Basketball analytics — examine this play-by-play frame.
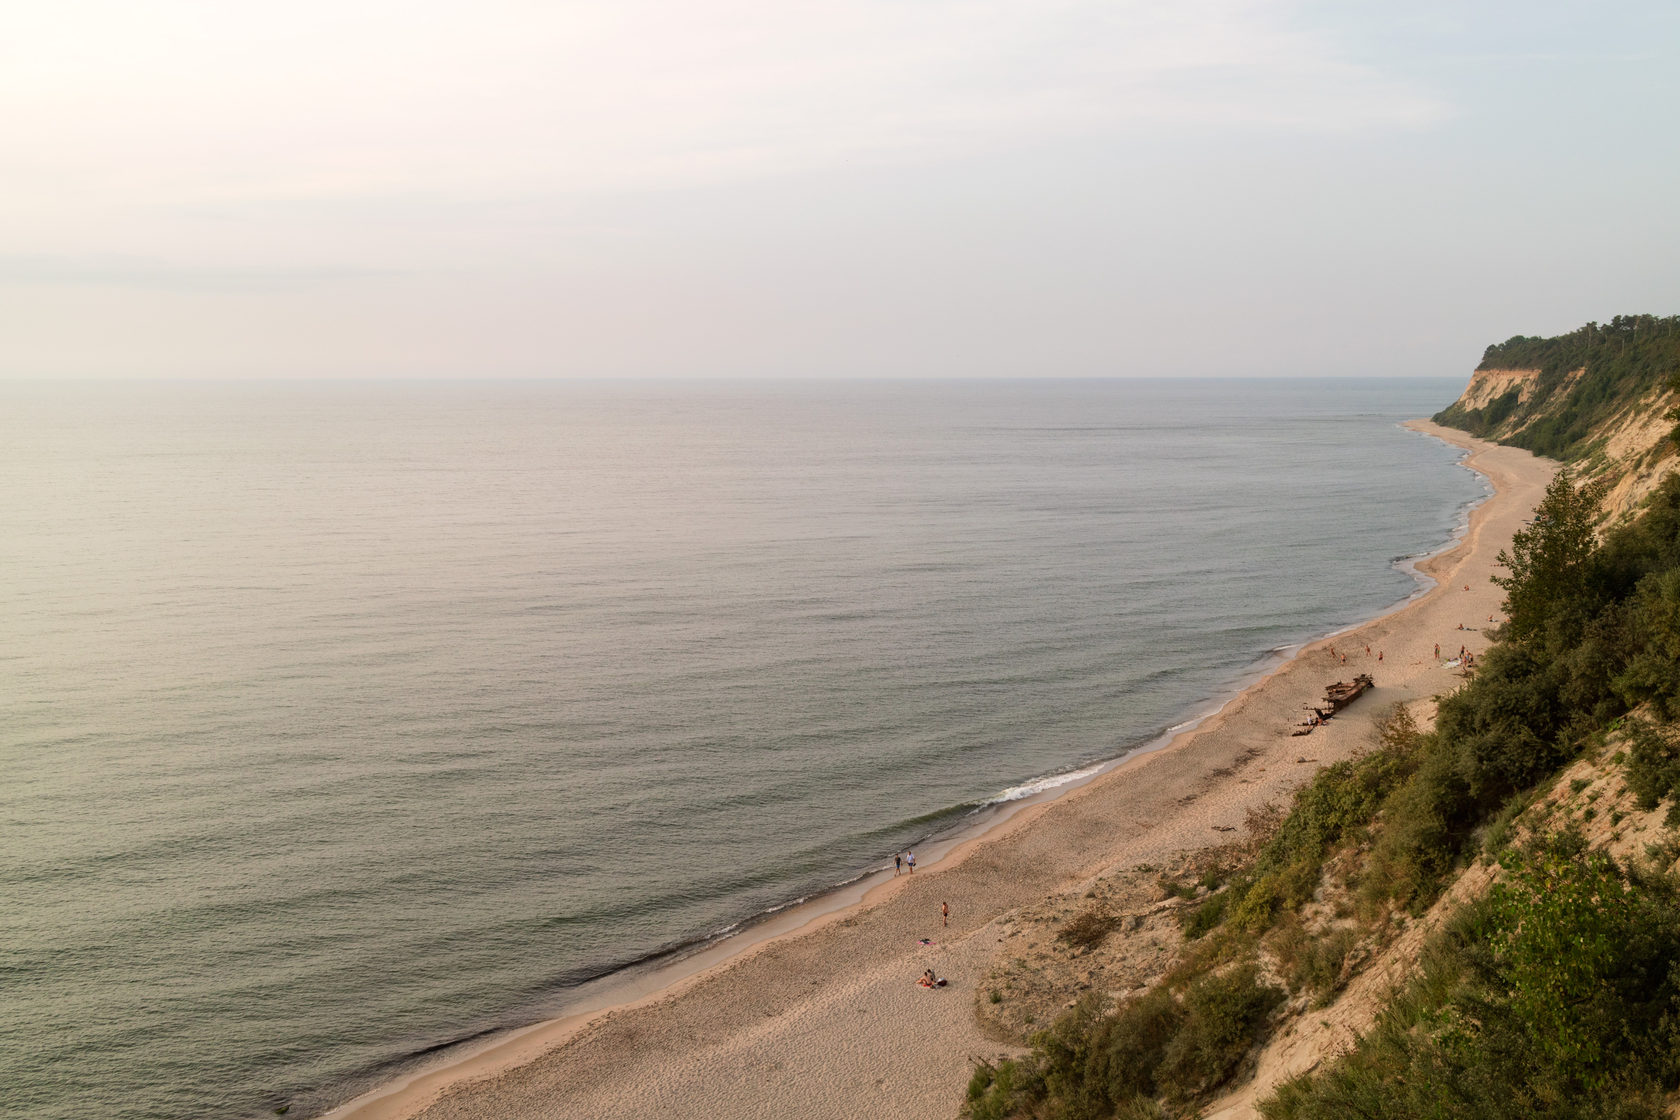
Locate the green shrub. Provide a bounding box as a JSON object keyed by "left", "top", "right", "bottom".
{"left": 1089, "top": 985, "right": 1184, "bottom": 1104}
{"left": 1626, "top": 719, "right": 1680, "bottom": 813}
{"left": 1479, "top": 786, "right": 1539, "bottom": 862}
{"left": 1357, "top": 749, "right": 1461, "bottom": 913}
{"left": 1486, "top": 837, "right": 1680, "bottom": 1088}
{"left": 966, "top": 1058, "right": 1040, "bottom": 1120}
{"left": 963, "top": 963, "right": 1284, "bottom": 1119}
{"left": 1156, "top": 876, "right": 1198, "bottom": 901}
{"left": 1156, "top": 963, "right": 1285, "bottom": 1102}
{"left": 1181, "top": 890, "right": 1230, "bottom": 940}
{"left": 1272, "top": 920, "right": 1359, "bottom": 1005}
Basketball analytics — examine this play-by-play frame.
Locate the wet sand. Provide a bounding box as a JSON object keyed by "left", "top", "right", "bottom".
{"left": 326, "top": 421, "right": 1551, "bottom": 1120}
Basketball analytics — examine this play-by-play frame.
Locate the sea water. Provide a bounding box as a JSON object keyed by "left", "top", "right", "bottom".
{"left": 0, "top": 379, "right": 1483, "bottom": 1120}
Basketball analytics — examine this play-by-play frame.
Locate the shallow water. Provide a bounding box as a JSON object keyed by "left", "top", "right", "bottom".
{"left": 0, "top": 378, "right": 1480, "bottom": 1119}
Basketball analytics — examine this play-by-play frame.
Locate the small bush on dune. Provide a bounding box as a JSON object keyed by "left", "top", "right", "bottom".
{"left": 1059, "top": 906, "right": 1119, "bottom": 950}
{"left": 1088, "top": 985, "right": 1184, "bottom": 1104}
{"left": 1480, "top": 785, "right": 1541, "bottom": 862}
{"left": 1486, "top": 836, "right": 1680, "bottom": 1088}
{"left": 1356, "top": 751, "right": 1461, "bottom": 914}
{"left": 1155, "top": 876, "right": 1198, "bottom": 901}
{"left": 966, "top": 1059, "right": 1034, "bottom": 1120}
{"left": 964, "top": 964, "right": 1283, "bottom": 1119}
{"left": 1625, "top": 718, "right": 1680, "bottom": 816}
{"left": 1180, "top": 890, "right": 1229, "bottom": 940}
{"left": 1270, "top": 918, "right": 1358, "bottom": 1005}
{"left": 1157, "top": 963, "right": 1284, "bottom": 1102}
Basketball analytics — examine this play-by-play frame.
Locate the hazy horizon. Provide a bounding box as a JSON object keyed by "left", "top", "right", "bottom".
{"left": 5, "top": 1, "right": 1677, "bottom": 380}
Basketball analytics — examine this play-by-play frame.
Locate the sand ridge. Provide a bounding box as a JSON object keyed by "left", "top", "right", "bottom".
{"left": 329, "top": 421, "right": 1552, "bottom": 1120}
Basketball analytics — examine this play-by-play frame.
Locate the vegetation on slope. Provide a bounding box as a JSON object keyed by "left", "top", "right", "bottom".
{"left": 1263, "top": 831, "right": 1680, "bottom": 1120}
{"left": 964, "top": 469, "right": 1680, "bottom": 1120}
{"left": 1432, "top": 314, "right": 1680, "bottom": 461}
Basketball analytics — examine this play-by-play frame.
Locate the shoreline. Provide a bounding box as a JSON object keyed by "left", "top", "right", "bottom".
{"left": 322, "top": 420, "right": 1545, "bottom": 1120}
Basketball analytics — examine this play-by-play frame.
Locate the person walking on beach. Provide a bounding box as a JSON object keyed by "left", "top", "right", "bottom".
{"left": 895, "top": 853, "right": 902, "bottom": 875}
{"left": 907, "top": 852, "right": 916, "bottom": 872}
{"left": 942, "top": 901, "right": 949, "bottom": 927}
{"left": 1434, "top": 642, "right": 1440, "bottom": 659}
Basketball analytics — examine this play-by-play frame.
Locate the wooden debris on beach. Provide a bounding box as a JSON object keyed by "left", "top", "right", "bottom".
{"left": 1290, "top": 674, "right": 1375, "bottom": 736}
{"left": 1323, "top": 674, "right": 1375, "bottom": 710}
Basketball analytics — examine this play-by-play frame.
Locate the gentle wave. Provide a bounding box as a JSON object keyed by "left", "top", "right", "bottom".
{"left": 980, "top": 760, "right": 1111, "bottom": 806}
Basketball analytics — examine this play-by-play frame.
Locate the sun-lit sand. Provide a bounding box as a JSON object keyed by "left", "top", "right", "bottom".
{"left": 327, "top": 421, "right": 1553, "bottom": 1120}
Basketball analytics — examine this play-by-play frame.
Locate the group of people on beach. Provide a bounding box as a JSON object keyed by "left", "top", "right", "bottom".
{"left": 1434, "top": 603, "right": 1499, "bottom": 672}
{"left": 893, "top": 851, "right": 916, "bottom": 875}
{"left": 1432, "top": 640, "right": 1477, "bottom": 670}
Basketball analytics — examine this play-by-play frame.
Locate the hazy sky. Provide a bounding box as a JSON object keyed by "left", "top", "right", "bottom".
{"left": 4, "top": 0, "right": 1677, "bottom": 378}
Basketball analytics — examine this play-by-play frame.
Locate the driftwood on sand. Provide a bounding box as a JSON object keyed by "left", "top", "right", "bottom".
{"left": 1291, "top": 674, "right": 1375, "bottom": 735}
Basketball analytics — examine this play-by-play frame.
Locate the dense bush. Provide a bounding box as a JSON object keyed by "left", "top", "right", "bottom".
{"left": 1156, "top": 964, "right": 1284, "bottom": 1101}
{"left": 1625, "top": 719, "right": 1680, "bottom": 818}
{"left": 1270, "top": 918, "right": 1358, "bottom": 1004}
{"left": 1089, "top": 986, "right": 1184, "bottom": 1105}
{"left": 964, "top": 965, "right": 1282, "bottom": 1120}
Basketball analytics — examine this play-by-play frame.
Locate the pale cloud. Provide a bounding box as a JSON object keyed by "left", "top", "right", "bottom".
{"left": 0, "top": 254, "right": 389, "bottom": 292}
{"left": 2, "top": 0, "right": 1443, "bottom": 216}
{"left": 13, "top": 2, "right": 1670, "bottom": 381}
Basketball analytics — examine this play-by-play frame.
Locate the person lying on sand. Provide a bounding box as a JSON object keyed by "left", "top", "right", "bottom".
{"left": 918, "top": 970, "right": 947, "bottom": 989}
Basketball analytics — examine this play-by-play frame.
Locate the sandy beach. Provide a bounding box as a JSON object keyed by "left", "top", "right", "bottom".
{"left": 326, "top": 421, "right": 1552, "bottom": 1120}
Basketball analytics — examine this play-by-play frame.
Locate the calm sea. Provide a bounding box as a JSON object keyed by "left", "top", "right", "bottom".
{"left": 0, "top": 379, "right": 1481, "bottom": 1120}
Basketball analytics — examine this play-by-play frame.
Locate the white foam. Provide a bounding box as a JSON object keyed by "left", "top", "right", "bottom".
{"left": 981, "top": 760, "right": 1108, "bottom": 806}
